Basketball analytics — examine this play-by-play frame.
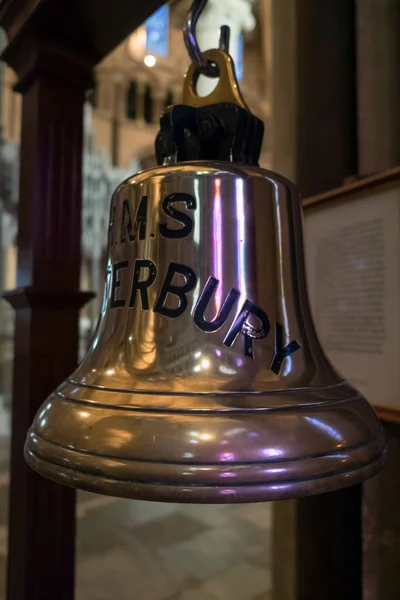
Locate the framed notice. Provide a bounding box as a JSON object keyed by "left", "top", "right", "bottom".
{"left": 303, "top": 167, "right": 400, "bottom": 423}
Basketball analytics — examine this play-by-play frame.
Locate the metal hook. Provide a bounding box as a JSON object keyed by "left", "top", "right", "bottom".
{"left": 183, "top": 0, "right": 231, "bottom": 78}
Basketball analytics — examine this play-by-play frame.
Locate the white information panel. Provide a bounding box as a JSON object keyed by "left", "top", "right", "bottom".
{"left": 304, "top": 179, "right": 400, "bottom": 421}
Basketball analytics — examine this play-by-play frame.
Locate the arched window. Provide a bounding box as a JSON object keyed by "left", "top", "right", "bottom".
{"left": 127, "top": 81, "right": 137, "bottom": 119}
{"left": 164, "top": 90, "right": 174, "bottom": 110}
{"left": 145, "top": 5, "right": 169, "bottom": 57}
{"left": 87, "top": 83, "right": 97, "bottom": 107}
{"left": 144, "top": 84, "right": 153, "bottom": 124}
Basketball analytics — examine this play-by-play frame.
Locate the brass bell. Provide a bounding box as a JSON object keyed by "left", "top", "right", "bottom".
{"left": 25, "top": 40, "right": 387, "bottom": 503}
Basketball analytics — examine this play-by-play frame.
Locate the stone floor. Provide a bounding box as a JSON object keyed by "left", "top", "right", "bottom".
{"left": 0, "top": 437, "right": 272, "bottom": 600}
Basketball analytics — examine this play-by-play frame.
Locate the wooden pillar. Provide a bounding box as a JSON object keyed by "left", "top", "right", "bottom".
{"left": 271, "top": 2, "right": 362, "bottom": 600}
{"left": 0, "top": 33, "right": 94, "bottom": 600}
{"left": 295, "top": 0, "right": 358, "bottom": 196}
{"left": 363, "top": 422, "right": 400, "bottom": 600}
{"left": 294, "top": 4, "right": 362, "bottom": 600}
{"left": 356, "top": 0, "right": 400, "bottom": 176}
{"left": 296, "top": 486, "right": 362, "bottom": 600}
{"left": 269, "top": 0, "right": 297, "bottom": 181}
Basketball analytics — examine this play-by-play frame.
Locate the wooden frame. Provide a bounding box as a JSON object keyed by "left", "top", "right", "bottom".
{"left": 303, "top": 166, "right": 400, "bottom": 424}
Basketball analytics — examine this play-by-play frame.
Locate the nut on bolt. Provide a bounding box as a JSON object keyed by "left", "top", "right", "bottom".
{"left": 198, "top": 114, "right": 223, "bottom": 141}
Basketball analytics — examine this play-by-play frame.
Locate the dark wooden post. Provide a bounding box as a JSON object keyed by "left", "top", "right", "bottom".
{"left": 0, "top": 29, "right": 94, "bottom": 600}
{"left": 295, "top": 0, "right": 358, "bottom": 196}
{"left": 294, "top": 2, "right": 362, "bottom": 599}
{"left": 296, "top": 486, "right": 362, "bottom": 600}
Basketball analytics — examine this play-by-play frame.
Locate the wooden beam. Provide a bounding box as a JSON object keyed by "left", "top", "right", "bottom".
{"left": 0, "top": 0, "right": 165, "bottom": 65}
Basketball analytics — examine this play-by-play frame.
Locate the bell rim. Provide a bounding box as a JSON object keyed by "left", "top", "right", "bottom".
{"left": 25, "top": 437, "right": 387, "bottom": 503}
{"left": 25, "top": 386, "right": 387, "bottom": 502}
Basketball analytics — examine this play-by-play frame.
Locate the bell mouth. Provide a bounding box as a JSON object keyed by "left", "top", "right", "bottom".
{"left": 25, "top": 433, "right": 386, "bottom": 504}
{"left": 25, "top": 384, "right": 387, "bottom": 503}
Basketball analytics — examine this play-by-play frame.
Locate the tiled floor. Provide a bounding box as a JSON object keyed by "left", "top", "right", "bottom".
{"left": 0, "top": 436, "right": 272, "bottom": 599}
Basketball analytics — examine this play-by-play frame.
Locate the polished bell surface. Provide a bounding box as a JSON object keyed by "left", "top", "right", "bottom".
{"left": 25, "top": 162, "right": 387, "bottom": 503}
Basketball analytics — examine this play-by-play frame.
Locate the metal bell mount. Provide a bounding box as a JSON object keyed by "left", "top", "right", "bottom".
{"left": 25, "top": 0, "right": 387, "bottom": 503}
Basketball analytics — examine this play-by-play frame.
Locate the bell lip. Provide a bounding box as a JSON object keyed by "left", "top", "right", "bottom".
{"left": 25, "top": 385, "right": 387, "bottom": 503}
{"left": 24, "top": 431, "right": 387, "bottom": 504}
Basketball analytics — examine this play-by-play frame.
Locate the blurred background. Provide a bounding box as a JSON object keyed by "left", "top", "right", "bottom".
{"left": 0, "top": 1, "right": 399, "bottom": 599}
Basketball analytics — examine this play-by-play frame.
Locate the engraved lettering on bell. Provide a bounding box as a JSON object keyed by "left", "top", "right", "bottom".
{"left": 108, "top": 192, "right": 301, "bottom": 364}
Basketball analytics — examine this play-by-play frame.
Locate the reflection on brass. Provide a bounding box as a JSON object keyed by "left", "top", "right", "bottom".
{"left": 24, "top": 163, "right": 387, "bottom": 503}
{"left": 183, "top": 49, "right": 249, "bottom": 110}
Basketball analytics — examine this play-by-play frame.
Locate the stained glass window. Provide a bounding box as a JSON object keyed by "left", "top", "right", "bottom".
{"left": 235, "top": 33, "right": 244, "bottom": 81}
{"left": 145, "top": 5, "right": 169, "bottom": 57}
